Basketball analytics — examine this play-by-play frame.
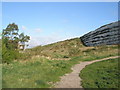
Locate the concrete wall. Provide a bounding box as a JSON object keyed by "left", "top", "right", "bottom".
{"left": 80, "top": 21, "right": 120, "bottom": 46}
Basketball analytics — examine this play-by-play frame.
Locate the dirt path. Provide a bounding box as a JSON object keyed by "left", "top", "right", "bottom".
{"left": 54, "top": 56, "right": 120, "bottom": 88}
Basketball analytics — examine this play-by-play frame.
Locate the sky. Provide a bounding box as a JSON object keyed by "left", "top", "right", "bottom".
{"left": 2, "top": 2, "right": 118, "bottom": 48}
{"left": 1, "top": 0, "right": 120, "bottom": 2}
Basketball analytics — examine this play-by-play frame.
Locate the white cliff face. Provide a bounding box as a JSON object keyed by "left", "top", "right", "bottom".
{"left": 80, "top": 21, "right": 120, "bottom": 46}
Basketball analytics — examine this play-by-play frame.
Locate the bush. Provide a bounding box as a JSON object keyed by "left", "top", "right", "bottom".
{"left": 63, "top": 56, "right": 69, "bottom": 58}
{"left": 2, "top": 42, "right": 20, "bottom": 63}
{"left": 2, "top": 49, "right": 20, "bottom": 63}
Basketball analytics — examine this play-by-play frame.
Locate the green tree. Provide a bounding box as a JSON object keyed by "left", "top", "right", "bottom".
{"left": 2, "top": 23, "right": 30, "bottom": 63}
{"left": 19, "top": 33, "right": 30, "bottom": 50}
{"left": 2, "top": 23, "right": 19, "bottom": 50}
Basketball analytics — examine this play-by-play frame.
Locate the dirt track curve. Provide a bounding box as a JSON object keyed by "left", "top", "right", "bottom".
{"left": 54, "top": 56, "right": 120, "bottom": 88}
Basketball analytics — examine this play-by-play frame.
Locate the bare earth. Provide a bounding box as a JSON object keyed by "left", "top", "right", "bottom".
{"left": 54, "top": 56, "right": 119, "bottom": 88}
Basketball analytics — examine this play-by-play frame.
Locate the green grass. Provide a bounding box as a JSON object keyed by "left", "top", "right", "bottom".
{"left": 2, "top": 38, "right": 119, "bottom": 88}
{"left": 19, "top": 38, "right": 118, "bottom": 62}
{"left": 3, "top": 55, "right": 119, "bottom": 88}
{"left": 24, "top": 38, "right": 85, "bottom": 59}
{"left": 80, "top": 58, "right": 119, "bottom": 88}
{"left": 2, "top": 57, "right": 81, "bottom": 88}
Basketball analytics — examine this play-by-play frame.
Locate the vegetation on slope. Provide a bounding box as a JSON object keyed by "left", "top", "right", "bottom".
{"left": 80, "top": 58, "right": 119, "bottom": 88}
{"left": 26, "top": 38, "right": 85, "bottom": 58}
{"left": 0, "top": 39, "right": 1, "bottom": 63}
{"left": 20, "top": 37, "right": 118, "bottom": 61}
{"left": 2, "top": 23, "right": 30, "bottom": 63}
{"left": 3, "top": 57, "right": 81, "bottom": 88}
{"left": 2, "top": 43, "right": 119, "bottom": 88}
{"left": 2, "top": 30, "right": 119, "bottom": 88}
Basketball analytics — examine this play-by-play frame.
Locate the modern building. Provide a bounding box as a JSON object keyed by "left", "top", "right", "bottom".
{"left": 80, "top": 21, "right": 120, "bottom": 46}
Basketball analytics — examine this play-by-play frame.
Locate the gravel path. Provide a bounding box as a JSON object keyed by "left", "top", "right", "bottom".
{"left": 54, "top": 56, "right": 119, "bottom": 88}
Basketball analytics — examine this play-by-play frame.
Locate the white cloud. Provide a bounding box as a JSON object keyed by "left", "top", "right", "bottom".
{"left": 27, "top": 32, "right": 70, "bottom": 48}
{"left": 27, "top": 36, "right": 62, "bottom": 48}
{"left": 27, "top": 34, "right": 79, "bottom": 48}
{"left": 21, "top": 25, "right": 27, "bottom": 30}
{"left": 26, "top": 37, "right": 40, "bottom": 48}
{"left": 34, "top": 28, "right": 42, "bottom": 33}
{"left": 26, "top": 28, "right": 84, "bottom": 48}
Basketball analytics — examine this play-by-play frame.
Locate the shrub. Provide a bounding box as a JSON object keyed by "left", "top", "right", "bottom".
{"left": 63, "top": 56, "right": 69, "bottom": 58}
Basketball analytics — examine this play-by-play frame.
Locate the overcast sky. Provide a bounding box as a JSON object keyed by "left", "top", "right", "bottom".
{"left": 1, "top": 2, "right": 118, "bottom": 48}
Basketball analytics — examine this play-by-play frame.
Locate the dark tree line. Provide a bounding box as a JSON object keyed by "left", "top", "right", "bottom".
{"left": 2, "top": 23, "right": 30, "bottom": 63}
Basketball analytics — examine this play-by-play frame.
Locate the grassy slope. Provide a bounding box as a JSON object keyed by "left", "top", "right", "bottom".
{"left": 80, "top": 58, "right": 119, "bottom": 88}
{"left": 0, "top": 39, "right": 1, "bottom": 62}
{"left": 25, "top": 38, "right": 85, "bottom": 58}
{"left": 0, "top": 39, "right": 1, "bottom": 89}
{"left": 3, "top": 57, "right": 81, "bottom": 88}
{"left": 2, "top": 38, "right": 119, "bottom": 88}
{"left": 21, "top": 38, "right": 118, "bottom": 60}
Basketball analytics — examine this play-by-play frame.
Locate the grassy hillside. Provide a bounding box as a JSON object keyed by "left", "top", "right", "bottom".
{"left": 0, "top": 39, "right": 1, "bottom": 89}
{"left": 2, "top": 56, "right": 82, "bottom": 88}
{"left": 20, "top": 37, "right": 118, "bottom": 61}
{"left": 0, "top": 39, "right": 2, "bottom": 64}
{"left": 80, "top": 58, "right": 119, "bottom": 88}
{"left": 26, "top": 38, "right": 85, "bottom": 58}
{"left": 2, "top": 37, "right": 119, "bottom": 88}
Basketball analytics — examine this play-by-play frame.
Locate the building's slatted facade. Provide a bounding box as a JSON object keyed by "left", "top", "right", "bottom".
{"left": 80, "top": 21, "right": 120, "bottom": 46}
